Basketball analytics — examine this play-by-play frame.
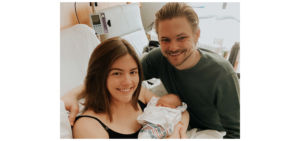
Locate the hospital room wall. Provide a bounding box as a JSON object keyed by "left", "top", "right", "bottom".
{"left": 140, "top": 2, "right": 166, "bottom": 32}
{"left": 60, "top": 2, "right": 127, "bottom": 30}
{"left": 140, "top": 2, "right": 240, "bottom": 32}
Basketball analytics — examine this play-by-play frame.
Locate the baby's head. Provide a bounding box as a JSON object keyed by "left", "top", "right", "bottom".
{"left": 156, "top": 94, "right": 181, "bottom": 108}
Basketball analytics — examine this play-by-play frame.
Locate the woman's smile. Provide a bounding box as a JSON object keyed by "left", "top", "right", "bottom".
{"left": 117, "top": 87, "right": 134, "bottom": 93}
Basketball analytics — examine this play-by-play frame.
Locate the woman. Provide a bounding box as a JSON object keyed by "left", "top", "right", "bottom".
{"left": 68, "top": 37, "right": 188, "bottom": 138}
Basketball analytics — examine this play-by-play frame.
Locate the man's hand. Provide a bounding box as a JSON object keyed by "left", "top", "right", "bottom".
{"left": 61, "top": 85, "right": 83, "bottom": 126}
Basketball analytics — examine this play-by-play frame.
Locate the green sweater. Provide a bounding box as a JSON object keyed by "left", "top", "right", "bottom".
{"left": 141, "top": 48, "right": 240, "bottom": 138}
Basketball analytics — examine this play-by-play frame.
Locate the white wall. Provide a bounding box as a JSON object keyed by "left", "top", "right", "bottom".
{"left": 191, "top": 2, "right": 240, "bottom": 50}
{"left": 140, "top": 2, "right": 166, "bottom": 31}
{"left": 140, "top": 2, "right": 240, "bottom": 51}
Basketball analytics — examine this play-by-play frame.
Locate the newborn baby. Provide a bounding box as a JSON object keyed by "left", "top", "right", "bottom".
{"left": 137, "top": 94, "right": 187, "bottom": 139}
{"left": 156, "top": 94, "right": 182, "bottom": 108}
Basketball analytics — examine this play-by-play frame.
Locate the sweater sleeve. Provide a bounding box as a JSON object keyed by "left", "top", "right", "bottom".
{"left": 215, "top": 72, "right": 240, "bottom": 138}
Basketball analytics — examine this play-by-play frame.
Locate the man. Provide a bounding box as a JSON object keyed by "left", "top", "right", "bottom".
{"left": 141, "top": 3, "right": 240, "bottom": 138}
{"left": 62, "top": 2, "right": 240, "bottom": 138}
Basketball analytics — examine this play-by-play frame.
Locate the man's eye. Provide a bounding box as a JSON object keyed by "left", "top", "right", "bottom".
{"left": 178, "top": 37, "right": 186, "bottom": 41}
{"left": 161, "top": 39, "right": 170, "bottom": 42}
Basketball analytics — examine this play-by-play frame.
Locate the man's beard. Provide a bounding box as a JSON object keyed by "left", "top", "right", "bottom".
{"left": 163, "top": 48, "right": 194, "bottom": 67}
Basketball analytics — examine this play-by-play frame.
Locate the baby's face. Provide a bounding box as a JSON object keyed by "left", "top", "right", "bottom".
{"left": 156, "top": 94, "right": 181, "bottom": 108}
{"left": 156, "top": 100, "right": 177, "bottom": 108}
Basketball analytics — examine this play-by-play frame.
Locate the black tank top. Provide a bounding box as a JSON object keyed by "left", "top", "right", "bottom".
{"left": 74, "top": 100, "right": 146, "bottom": 139}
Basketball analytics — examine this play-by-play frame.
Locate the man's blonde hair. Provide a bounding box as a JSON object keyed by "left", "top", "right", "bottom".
{"left": 155, "top": 2, "right": 199, "bottom": 35}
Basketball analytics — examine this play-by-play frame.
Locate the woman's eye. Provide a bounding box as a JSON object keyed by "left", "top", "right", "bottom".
{"left": 130, "top": 71, "right": 138, "bottom": 75}
{"left": 112, "top": 72, "right": 121, "bottom": 76}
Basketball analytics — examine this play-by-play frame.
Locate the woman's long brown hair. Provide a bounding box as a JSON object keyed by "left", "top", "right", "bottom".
{"left": 83, "top": 37, "right": 143, "bottom": 122}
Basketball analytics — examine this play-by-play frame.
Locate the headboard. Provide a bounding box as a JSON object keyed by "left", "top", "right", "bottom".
{"left": 96, "top": 3, "right": 149, "bottom": 57}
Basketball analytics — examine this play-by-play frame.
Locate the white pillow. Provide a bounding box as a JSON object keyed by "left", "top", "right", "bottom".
{"left": 60, "top": 24, "right": 100, "bottom": 96}
{"left": 121, "top": 29, "right": 148, "bottom": 57}
{"left": 60, "top": 101, "right": 72, "bottom": 138}
{"left": 60, "top": 24, "right": 100, "bottom": 138}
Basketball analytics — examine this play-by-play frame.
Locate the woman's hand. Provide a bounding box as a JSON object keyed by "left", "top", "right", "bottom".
{"left": 166, "top": 122, "right": 184, "bottom": 139}
{"left": 180, "top": 110, "right": 189, "bottom": 138}
{"left": 167, "top": 110, "right": 189, "bottom": 138}
{"left": 61, "top": 85, "right": 84, "bottom": 126}
{"left": 179, "top": 122, "right": 188, "bottom": 138}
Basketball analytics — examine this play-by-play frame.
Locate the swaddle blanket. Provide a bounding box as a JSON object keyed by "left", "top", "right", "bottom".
{"left": 137, "top": 97, "right": 187, "bottom": 138}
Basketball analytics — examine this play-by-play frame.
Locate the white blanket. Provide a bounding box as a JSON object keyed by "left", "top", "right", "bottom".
{"left": 137, "top": 97, "right": 187, "bottom": 138}
{"left": 187, "top": 128, "right": 226, "bottom": 139}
